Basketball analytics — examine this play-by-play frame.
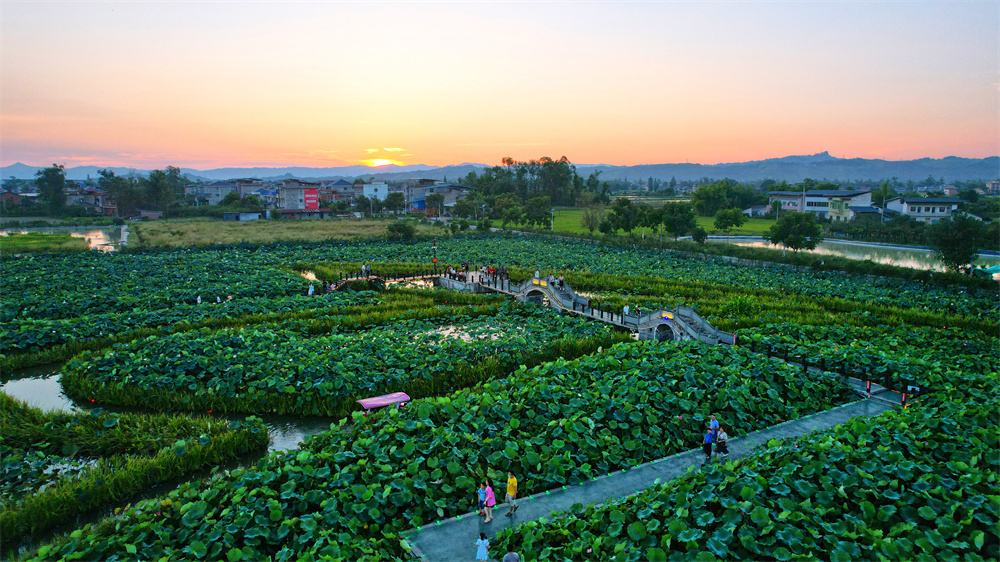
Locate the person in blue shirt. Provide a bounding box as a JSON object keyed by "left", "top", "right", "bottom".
{"left": 477, "top": 483, "right": 488, "bottom": 516}
{"left": 703, "top": 427, "right": 714, "bottom": 462}
{"left": 709, "top": 414, "right": 720, "bottom": 439}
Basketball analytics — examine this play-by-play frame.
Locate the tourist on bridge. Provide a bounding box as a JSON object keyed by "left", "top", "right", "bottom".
{"left": 702, "top": 427, "right": 714, "bottom": 462}
{"left": 483, "top": 481, "right": 497, "bottom": 523}
{"left": 475, "top": 533, "right": 490, "bottom": 561}
{"left": 476, "top": 482, "right": 488, "bottom": 516}
{"left": 623, "top": 304, "right": 630, "bottom": 318}
{"left": 534, "top": 269, "right": 540, "bottom": 279}
{"left": 504, "top": 471, "right": 519, "bottom": 517}
{"left": 716, "top": 426, "right": 729, "bottom": 459}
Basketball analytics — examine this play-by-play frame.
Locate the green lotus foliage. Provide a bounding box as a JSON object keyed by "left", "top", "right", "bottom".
{"left": 0, "top": 393, "right": 268, "bottom": 549}
{"left": 21, "top": 341, "right": 853, "bottom": 561}
{"left": 0, "top": 292, "right": 380, "bottom": 355}
{"left": 492, "top": 388, "right": 1000, "bottom": 561}
{"left": 4, "top": 236, "right": 995, "bottom": 325}
{"left": 60, "top": 306, "right": 613, "bottom": 416}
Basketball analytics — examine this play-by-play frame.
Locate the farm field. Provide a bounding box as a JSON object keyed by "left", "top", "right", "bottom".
{"left": 549, "top": 208, "right": 775, "bottom": 236}
{"left": 1, "top": 232, "right": 997, "bottom": 560}
{"left": 129, "top": 217, "right": 444, "bottom": 248}
{"left": 0, "top": 232, "right": 89, "bottom": 254}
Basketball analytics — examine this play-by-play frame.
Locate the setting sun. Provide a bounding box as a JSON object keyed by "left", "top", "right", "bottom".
{"left": 362, "top": 158, "right": 403, "bottom": 167}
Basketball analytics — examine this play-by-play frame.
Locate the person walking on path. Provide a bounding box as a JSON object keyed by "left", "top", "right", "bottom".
{"left": 307, "top": 283, "right": 314, "bottom": 296}
{"left": 702, "top": 427, "right": 714, "bottom": 463}
{"left": 502, "top": 548, "right": 521, "bottom": 562}
{"left": 483, "top": 482, "right": 496, "bottom": 523}
{"left": 476, "top": 483, "right": 488, "bottom": 516}
{"left": 504, "top": 471, "right": 519, "bottom": 517}
{"left": 476, "top": 533, "right": 489, "bottom": 561}
{"left": 716, "top": 426, "right": 729, "bottom": 459}
{"left": 709, "top": 414, "right": 720, "bottom": 440}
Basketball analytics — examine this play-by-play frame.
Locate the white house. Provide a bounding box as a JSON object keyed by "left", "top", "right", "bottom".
{"left": 767, "top": 189, "right": 871, "bottom": 219}
{"left": 363, "top": 181, "right": 389, "bottom": 201}
{"left": 884, "top": 197, "right": 962, "bottom": 224}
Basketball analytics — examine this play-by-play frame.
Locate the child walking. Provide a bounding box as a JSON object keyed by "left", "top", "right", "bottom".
{"left": 483, "top": 482, "right": 496, "bottom": 523}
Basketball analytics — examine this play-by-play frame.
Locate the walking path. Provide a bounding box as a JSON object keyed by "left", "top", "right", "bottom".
{"left": 401, "top": 399, "right": 895, "bottom": 561}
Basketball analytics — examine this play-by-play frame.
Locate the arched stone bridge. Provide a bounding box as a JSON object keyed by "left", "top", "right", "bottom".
{"left": 440, "top": 274, "right": 735, "bottom": 345}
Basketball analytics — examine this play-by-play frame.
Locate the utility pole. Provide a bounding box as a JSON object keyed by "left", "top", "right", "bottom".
{"left": 432, "top": 238, "right": 438, "bottom": 275}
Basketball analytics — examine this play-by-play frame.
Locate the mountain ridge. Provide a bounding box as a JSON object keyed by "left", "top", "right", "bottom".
{"left": 3, "top": 153, "right": 997, "bottom": 183}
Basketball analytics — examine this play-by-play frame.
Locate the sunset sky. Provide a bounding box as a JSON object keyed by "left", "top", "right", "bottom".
{"left": 2, "top": 2, "right": 997, "bottom": 169}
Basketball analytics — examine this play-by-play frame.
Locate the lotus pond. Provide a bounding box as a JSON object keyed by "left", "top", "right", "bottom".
{"left": 2, "top": 233, "right": 997, "bottom": 560}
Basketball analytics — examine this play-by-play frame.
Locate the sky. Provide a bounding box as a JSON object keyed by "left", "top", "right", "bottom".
{"left": 1, "top": 1, "right": 998, "bottom": 169}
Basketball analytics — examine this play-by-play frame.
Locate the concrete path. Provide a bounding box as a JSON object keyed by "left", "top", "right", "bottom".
{"left": 402, "top": 399, "right": 895, "bottom": 561}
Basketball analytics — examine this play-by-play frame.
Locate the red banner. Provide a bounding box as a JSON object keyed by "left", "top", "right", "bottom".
{"left": 304, "top": 189, "right": 319, "bottom": 210}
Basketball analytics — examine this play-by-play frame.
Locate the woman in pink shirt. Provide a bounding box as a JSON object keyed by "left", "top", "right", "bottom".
{"left": 483, "top": 481, "right": 497, "bottom": 523}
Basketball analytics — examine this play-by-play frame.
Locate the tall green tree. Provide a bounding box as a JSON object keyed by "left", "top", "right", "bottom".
{"left": 98, "top": 169, "right": 142, "bottom": 217}
{"left": 35, "top": 164, "right": 67, "bottom": 213}
{"left": 608, "top": 198, "right": 641, "bottom": 234}
{"left": 424, "top": 193, "right": 444, "bottom": 216}
{"left": 661, "top": 202, "right": 697, "bottom": 240}
{"left": 927, "top": 215, "right": 988, "bottom": 273}
{"left": 766, "top": 212, "right": 824, "bottom": 251}
{"left": 523, "top": 196, "right": 552, "bottom": 228}
{"left": 581, "top": 205, "right": 607, "bottom": 234}
{"left": 713, "top": 208, "right": 747, "bottom": 241}
{"left": 142, "top": 170, "right": 174, "bottom": 210}
{"left": 383, "top": 192, "right": 406, "bottom": 214}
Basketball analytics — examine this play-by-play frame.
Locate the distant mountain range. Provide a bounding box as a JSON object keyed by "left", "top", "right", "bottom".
{"left": 3, "top": 152, "right": 997, "bottom": 183}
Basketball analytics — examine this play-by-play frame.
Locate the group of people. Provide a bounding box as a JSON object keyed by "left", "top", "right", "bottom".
{"left": 306, "top": 282, "right": 338, "bottom": 295}
{"left": 444, "top": 263, "right": 509, "bottom": 284}
{"left": 702, "top": 414, "right": 729, "bottom": 462}
{"left": 533, "top": 270, "right": 566, "bottom": 289}
{"left": 476, "top": 471, "right": 518, "bottom": 523}
{"left": 474, "top": 471, "right": 521, "bottom": 561}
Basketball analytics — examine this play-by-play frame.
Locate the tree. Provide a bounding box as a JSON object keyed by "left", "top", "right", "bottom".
{"left": 766, "top": 212, "right": 824, "bottom": 251}
{"left": 384, "top": 192, "right": 406, "bottom": 214}
{"left": 927, "top": 215, "right": 988, "bottom": 273}
{"left": 581, "top": 205, "right": 607, "bottom": 234}
{"left": 142, "top": 169, "right": 174, "bottom": 210}
{"left": 355, "top": 194, "right": 372, "bottom": 216}
{"left": 691, "top": 227, "right": 708, "bottom": 244}
{"left": 165, "top": 166, "right": 185, "bottom": 200}
{"left": 99, "top": 169, "right": 142, "bottom": 217}
{"left": 220, "top": 191, "right": 242, "bottom": 206}
{"left": 35, "top": 164, "right": 67, "bottom": 213}
{"left": 872, "top": 181, "right": 896, "bottom": 207}
{"left": 661, "top": 202, "right": 697, "bottom": 240}
{"left": 425, "top": 193, "right": 445, "bottom": 216}
{"left": 713, "top": 208, "right": 747, "bottom": 241}
{"left": 522, "top": 196, "right": 552, "bottom": 228}
{"left": 452, "top": 197, "right": 476, "bottom": 219}
{"left": 608, "top": 198, "right": 640, "bottom": 234}
{"left": 386, "top": 220, "right": 416, "bottom": 241}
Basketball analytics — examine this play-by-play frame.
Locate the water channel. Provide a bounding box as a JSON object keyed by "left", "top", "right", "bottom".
{"left": 0, "top": 225, "right": 129, "bottom": 251}
{"left": 1, "top": 365, "right": 335, "bottom": 453}
{"left": 710, "top": 237, "right": 1000, "bottom": 272}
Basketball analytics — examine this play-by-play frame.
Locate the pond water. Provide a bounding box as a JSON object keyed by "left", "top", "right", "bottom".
{"left": 1, "top": 367, "right": 336, "bottom": 453}
{"left": 0, "top": 226, "right": 128, "bottom": 251}
{"left": 717, "top": 238, "right": 1000, "bottom": 272}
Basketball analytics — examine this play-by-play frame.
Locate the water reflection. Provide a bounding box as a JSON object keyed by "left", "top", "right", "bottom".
{"left": 1, "top": 370, "right": 336, "bottom": 453}
{"left": 0, "top": 226, "right": 127, "bottom": 251}
{"left": 721, "top": 239, "right": 1000, "bottom": 272}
